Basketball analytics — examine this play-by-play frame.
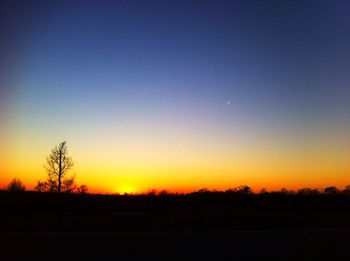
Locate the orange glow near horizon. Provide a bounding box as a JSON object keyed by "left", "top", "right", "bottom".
{"left": 1, "top": 128, "right": 350, "bottom": 194}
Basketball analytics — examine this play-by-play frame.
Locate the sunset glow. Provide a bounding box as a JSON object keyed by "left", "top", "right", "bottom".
{"left": 1, "top": 1, "right": 350, "bottom": 194}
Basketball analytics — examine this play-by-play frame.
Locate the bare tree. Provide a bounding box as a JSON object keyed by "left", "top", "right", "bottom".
{"left": 7, "top": 178, "right": 25, "bottom": 191}
{"left": 35, "top": 141, "right": 76, "bottom": 193}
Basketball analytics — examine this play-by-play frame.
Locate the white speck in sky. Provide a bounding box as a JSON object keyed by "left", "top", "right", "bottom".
{"left": 226, "top": 99, "right": 231, "bottom": 105}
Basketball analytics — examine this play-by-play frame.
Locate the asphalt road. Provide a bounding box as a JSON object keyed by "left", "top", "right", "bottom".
{"left": 1, "top": 229, "right": 349, "bottom": 260}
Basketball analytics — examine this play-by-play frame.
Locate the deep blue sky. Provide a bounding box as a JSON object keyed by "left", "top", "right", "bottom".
{"left": 5, "top": 0, "right": 349, "bottom": 122}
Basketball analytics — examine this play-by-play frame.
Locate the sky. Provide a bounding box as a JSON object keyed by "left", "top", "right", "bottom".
{"left": 1, "top": 0, "right": 350, "bottom": 194}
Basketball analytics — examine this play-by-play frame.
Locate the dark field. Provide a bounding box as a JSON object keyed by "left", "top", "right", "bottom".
{"left": 2, "top": 191, "right": 350, "bottom": 260}
{"left": 2, "top": 191, "right": 350, "bottom": 232}
{"left": 1, "top": 229, "right": 350, "bottom": 260}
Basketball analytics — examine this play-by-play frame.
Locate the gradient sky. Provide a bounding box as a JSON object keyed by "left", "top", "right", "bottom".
{"left": 1, "top": 0, "right": 350, "bottom": 193}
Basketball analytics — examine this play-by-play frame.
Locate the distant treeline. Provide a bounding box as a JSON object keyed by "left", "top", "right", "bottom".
{"left": 3, "top": 178, "right": 350, "bottom": 196}
{"left": 2, "top": 186, "right": 350, "bottom": 212}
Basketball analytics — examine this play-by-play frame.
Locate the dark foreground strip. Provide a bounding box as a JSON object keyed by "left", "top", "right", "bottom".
{"left": 1, "top": 229, "right": 349, "bottom": 260}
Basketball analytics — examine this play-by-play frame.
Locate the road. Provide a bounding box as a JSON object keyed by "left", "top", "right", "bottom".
{"left": 1, "top": 229, "right": 349, "bottom": 260}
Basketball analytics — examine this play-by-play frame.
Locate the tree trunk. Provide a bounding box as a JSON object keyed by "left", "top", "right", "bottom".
{"left": 58, "top": 150, "right": 62, "bottom": 193}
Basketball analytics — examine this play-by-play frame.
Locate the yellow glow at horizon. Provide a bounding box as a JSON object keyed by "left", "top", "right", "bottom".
{"left": 1, "top": 117, "right": 350, "bottom": 193}
{"left": 116, "top": 184, "right": 137, "bottom": 194}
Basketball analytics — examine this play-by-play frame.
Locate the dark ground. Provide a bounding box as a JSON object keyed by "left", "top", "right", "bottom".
{"left": 1, "top": 191, "right": 350, "bottom": 260}
{"left": 1, "top": 230, "right": 350, "bottom": 260}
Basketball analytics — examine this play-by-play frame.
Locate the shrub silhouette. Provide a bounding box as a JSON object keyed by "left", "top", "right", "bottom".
{"left": 324, "top": 186, "right": 339, "bottom": 194}
{"left": 297, "top": 188, "right": 319, "bottom": 195}
{"left": 7, "top": 178, "right": 25, "bottom": 192}
{"left": 342, "top": 185, "right": 350, "bottom": 194}
{"left": 235, "top": 185, "right": 252, "bottom": 194}
{"left": 77, "top": 185, "right": 88, "bottom": 194}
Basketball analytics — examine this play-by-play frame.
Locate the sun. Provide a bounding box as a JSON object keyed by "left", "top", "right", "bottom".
{"left": 117, "top": 184, "right": 136, "bottom": 195}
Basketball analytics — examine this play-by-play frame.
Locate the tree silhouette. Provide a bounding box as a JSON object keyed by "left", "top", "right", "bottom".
{"left": 324, "top": 186, "right": 339, "bottom": 194}
{"left": 77, "top": 185, "right": 88, "bottom": 194}
{"left": 7, "top": 178, "right": 25, "bottom": 191}
{"left": 34, "top": 181, "right": 48, "bottom": 192}
{"left": 280, "top": 188, "right": 289, "bottom": 194}
{"left": 342, "top": 185, "right": 350, "bottom": 194}
{"left": 235, "top": 185, "right": 252, "bottom": 194}
{"left": 35, "top": 141, "right": 76, "bottom": 193}
{"left": 297, "top": 188, "right": 319, "bottom": 195}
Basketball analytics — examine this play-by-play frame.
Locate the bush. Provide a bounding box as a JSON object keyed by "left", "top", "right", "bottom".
{"left": 7, "top": 178, "right": 26, "bottom": 192}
